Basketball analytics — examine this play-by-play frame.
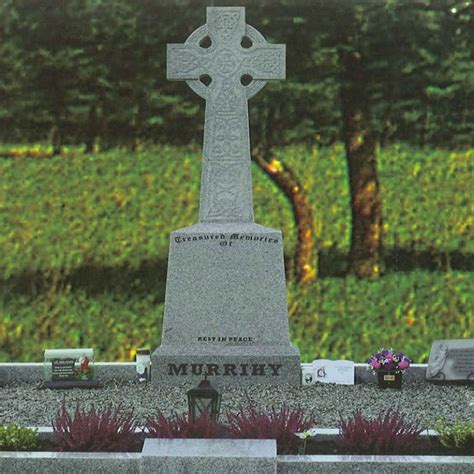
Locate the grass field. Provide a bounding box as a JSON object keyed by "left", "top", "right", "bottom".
{"left": 0, "top": 143, "right": 472, "bottom": 362}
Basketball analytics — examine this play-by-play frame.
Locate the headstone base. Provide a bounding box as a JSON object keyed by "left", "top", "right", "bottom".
{"left": 142, "top": 438, "right": 276, "bottom": 474}
{"left": 153, "top": 222, "right": 301, "bottom": 387}
{"left": 152, "top": 344, "right": 300, "bottom": 387}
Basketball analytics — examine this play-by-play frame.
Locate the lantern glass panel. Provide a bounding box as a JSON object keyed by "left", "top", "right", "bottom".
{"left": 187, "top": 379, "right": 221, "bottom": 422}
{"left": 196, "top": 398, "right": 213, "bottom": 415}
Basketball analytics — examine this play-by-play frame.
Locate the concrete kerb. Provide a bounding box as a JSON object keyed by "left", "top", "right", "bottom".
{"left": 0, "top": 451, "right": 141, "bottom": 474}
{"left": 1, "top": 430, "right": 473, "bottom": 474}
{"left": 0, "top": 362, "right": 429, "bottom": 385}
{"left": 277, "top": 454, "right": 474, "bottom": 473}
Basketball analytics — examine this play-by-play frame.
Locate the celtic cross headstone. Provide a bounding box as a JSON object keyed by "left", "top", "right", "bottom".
{"left": 152, "top": 7, "right": 300, "bottom": 386}
{"left": 167, "top": 6, "right": 285, "bottom": 223}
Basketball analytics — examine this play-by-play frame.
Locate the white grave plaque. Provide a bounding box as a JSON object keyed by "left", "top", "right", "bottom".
{"left": 313, "top": 359, "right": 355, "bottom": 385}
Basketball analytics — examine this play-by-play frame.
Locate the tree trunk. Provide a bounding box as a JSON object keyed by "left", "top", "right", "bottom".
{"left": 340, "top": 50, "right": 384, "bottom": 278}
{"left": 252, "top": 146, "right": 317, "bottom": 285}
{"left": 85, "top": 105, "right": 97, "bottom": 153}
{"left": 51, "top": 124, "right": 62, "bottom": 156}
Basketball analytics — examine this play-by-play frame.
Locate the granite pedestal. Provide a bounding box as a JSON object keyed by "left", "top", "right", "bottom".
{"left": 152, "top": 223, "right": 300, "bottom": 386}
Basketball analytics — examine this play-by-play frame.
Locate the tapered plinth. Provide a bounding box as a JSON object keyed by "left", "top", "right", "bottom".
{"left": 152, "top": 223, "right": 300, "bottom": 386}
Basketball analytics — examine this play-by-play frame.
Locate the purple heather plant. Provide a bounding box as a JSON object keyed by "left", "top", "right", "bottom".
{"left": 227, "top": 403, "right": 316, "bottom": 454}
{"left": 337, "top": 409, "right": 424, "bottom": 454}
{"left": 367, "top": 348, "right": 411, "bottom": 372}
{"left": 52, "top": 403, "right": 139, "bottom": 452}
{"left": 145, "top": 410, "right": 224, "bottom": 439}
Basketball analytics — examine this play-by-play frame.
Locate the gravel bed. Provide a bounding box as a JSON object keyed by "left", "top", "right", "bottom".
{"left": 1, "top": 380, "right": 473, "bottom": 427}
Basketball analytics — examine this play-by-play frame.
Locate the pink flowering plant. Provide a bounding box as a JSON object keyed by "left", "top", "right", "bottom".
{"left": 367, "top": 348, "right": 411, "bottom": 373}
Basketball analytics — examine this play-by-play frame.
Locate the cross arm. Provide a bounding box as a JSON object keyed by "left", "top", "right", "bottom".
{"left": 242, "top": 44, "right": 286, "bottom": 80}
{"left": 167, "top": 44, "right": 210, "bottom": 80}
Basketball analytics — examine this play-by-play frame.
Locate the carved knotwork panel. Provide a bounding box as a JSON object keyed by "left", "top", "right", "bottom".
{"left": 214, "top": 82, "right": 242, "bottom": 113}
{"left": 209, "top": 114, "right": 246, "bottom": 160}
{"left": 205, "top": 162, "right": 245, "bottom": 221}
{"left": 167, "top": 44, "right": 210, "bottom": 80}
{"left": 242, "top": 46, "right": 285, "bottom": 79}
{"left": 207, "top": 8, "right": 245, "bottom": 46}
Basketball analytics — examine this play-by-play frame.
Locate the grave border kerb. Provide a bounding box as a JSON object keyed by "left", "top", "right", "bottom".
{"left": 0, "top": 362, "right": 429, "bottom": 384}
{"left": 0, "top": 432, "right": 473, "bottom": 474}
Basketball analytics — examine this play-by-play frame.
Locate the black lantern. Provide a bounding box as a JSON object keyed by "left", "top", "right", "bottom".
{"left": 187, "top": 378, "right": 221, "bottom": 422}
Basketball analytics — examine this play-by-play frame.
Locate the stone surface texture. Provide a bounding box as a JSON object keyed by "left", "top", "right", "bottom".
{"left": 153, "top": 6, "right": 299, "bottom": 386}
{"left": 0, "top": 452, "right": 140, "bottom": 474}
{"left": 153, "top": 223, "right": 300, "bottom": 386}
{"left": 142, "top": 438, "right": 276, "bottom": 473}
{"left": 427, "top": 338, "right": 474, "bottom": 381}
{"left": 3, "top": 450, "right": 472, "bottom": 474}
{"left": 277, "top": 455, "right": 474, "bottom": 473}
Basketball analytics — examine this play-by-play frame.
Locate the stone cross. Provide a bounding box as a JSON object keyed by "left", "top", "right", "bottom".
{"left": 167, "top": 7, "right": 285, "bottom": 223}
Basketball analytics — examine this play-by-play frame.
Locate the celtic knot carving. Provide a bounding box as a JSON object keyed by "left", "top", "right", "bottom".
{"left": 210, "top": 11, "right": 241, "bottom": 44}
{"left": 210, "top": 115, "right": 244, "bottom": 160}
{"left": 214, "top": 49, "right": 240, "bottom": 76}
{"left": 244, "top": 49, "right": 282, "bottom": 75}
{"left": 168, "top": 48, "right": 204, "bottom": 78}
{"left": 214, "top": 83, "right": 241, "bottom": 113}
{"left": 206, "top": 163, "right": 244, "bottom": 220}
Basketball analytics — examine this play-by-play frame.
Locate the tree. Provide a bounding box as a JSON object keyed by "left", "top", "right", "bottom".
{"left": 8, "top": 0, "right": 95, "bottom": 153}
{"left": 0, "top": 1, "right": 37, "bottom": 144}
{"left": 339, "top": 46, "right": 383, "bottom": 278}
{"left": 246, "top": 2, "right": 325, "bottom": 284}
{"left": 313, "top": 1, "right": 384, "bottom": 278}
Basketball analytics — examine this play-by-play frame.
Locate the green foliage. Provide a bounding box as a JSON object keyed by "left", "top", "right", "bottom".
{"left": 0, "top": 0, "right": 473, "bottom": 148}
{"left": 0, "top": 424, "right": 38, "bottom": 451}
{"left": 0, "top": 144, "right": 472, "bottom": 363}
{"left": 0, "top": 289, "right": 163, "bottom": 362}
{"left": 434, "top": 419, "right": 474, "bottom": 451}
{"left": 289, "top": 271, "right": 474, "bottom": 363}
{"left": 378, "top": 145, "right": 474, "bottom": 254}
{"left": 0, "top": 146, "right": 201, "bottom": 275}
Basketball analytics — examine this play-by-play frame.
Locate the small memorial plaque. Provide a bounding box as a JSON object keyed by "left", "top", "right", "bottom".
{"left": 51, "top": 358, "right": 76, "bottom": 380}
{"left": 301, "top": 360, "right": 355, "bottom": 386}
{"left": 313, "top": 359, "right": 355, "bottom": 385}
{"left": 427, "top": 339, "right": 474, "bottom": 382}
{"left": 41, "top": 348, "right": 102, "bottom": 389}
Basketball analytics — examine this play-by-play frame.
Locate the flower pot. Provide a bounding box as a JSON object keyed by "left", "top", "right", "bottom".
{"left": 377, "top": 370, "right": 402, "bottom": 389}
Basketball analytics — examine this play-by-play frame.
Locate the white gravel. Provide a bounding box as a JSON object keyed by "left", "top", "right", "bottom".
{"left": 1, "top": 380, "right": 473, "bottom": 428}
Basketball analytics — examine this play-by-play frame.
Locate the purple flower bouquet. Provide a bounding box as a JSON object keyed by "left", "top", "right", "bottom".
{"left": 367, "top": 348, "right": 411, "bottom": 374}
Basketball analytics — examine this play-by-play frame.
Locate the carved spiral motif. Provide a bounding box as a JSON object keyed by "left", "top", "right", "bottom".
{"left": 182, "top": 25, "right": 269, "bottom": 100}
